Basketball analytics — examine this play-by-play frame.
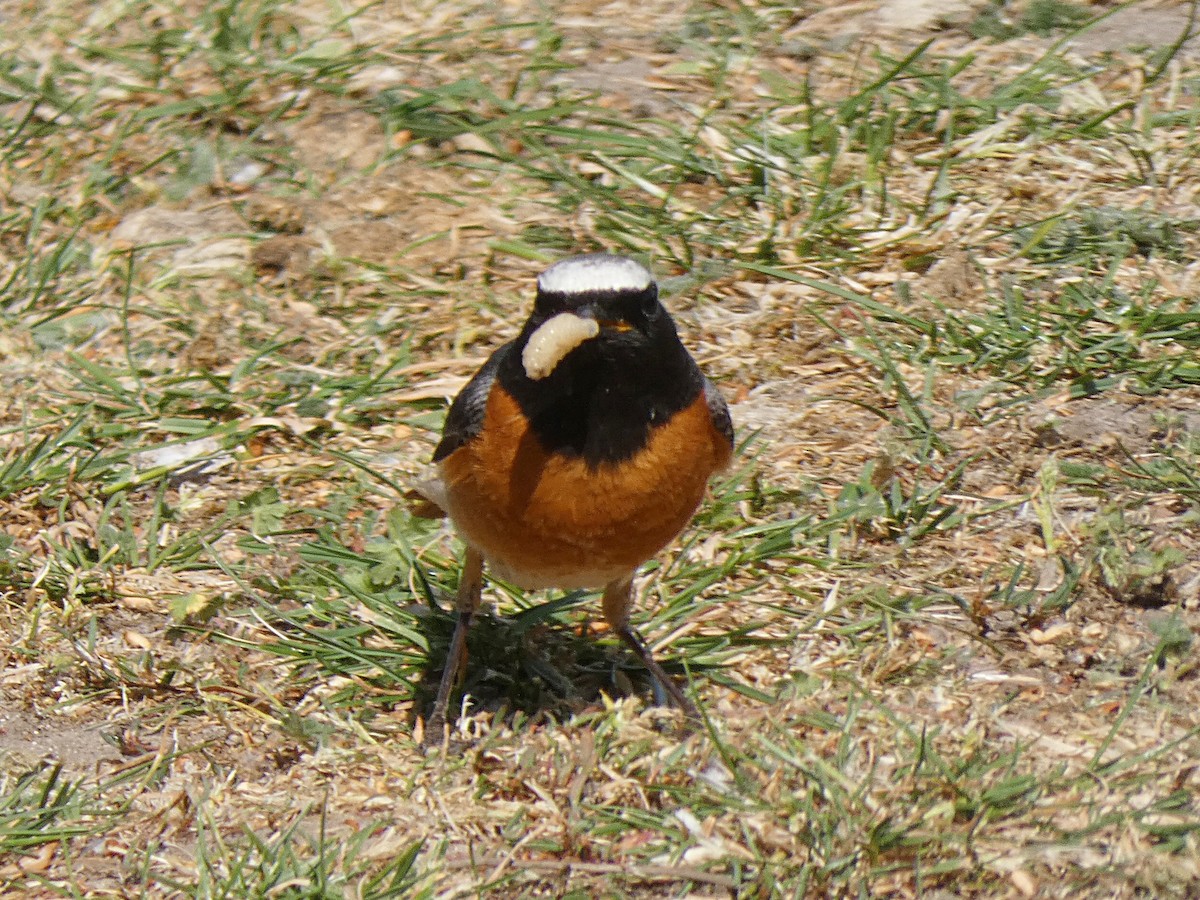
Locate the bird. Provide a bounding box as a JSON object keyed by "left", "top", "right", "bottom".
{"left": 415, "top": 253, "right": 733, "bottom": 742}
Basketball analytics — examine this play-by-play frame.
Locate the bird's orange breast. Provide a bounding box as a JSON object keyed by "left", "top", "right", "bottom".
{"left": 438, "top": 386, "right": 731, "bottom": 590}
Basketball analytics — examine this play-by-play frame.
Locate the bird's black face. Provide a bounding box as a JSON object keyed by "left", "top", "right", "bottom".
{"left": 500, "top": 254, "right": 702, "bottom": 466}
{"left": 533, "top": 283, "right": 666, "bottom": 351}
{"left": 517, "top": 254, "right": 679, "bottom": 383}
{"left": 535, "top": 281, "right": 659, "bottom": 329}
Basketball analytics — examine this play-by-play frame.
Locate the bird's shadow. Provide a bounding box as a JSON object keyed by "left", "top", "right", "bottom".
{"left": 410, "top": 589, "right": 678, "bottom": 729}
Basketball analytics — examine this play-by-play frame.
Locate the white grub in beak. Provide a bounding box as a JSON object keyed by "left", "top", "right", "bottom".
{"left": 521, "top": 312, "right": 600, "bottom": 380}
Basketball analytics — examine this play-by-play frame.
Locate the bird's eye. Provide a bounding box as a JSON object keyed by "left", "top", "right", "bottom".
{"left": 537, "top": 291, "right": 568, "bottom": 317}
{"left": 639, "top": 288, "right": 659, "bottom": 321}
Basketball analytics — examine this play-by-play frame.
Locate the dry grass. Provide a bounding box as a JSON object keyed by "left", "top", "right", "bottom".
{"left": 3, "top": 0, "right": 1200, "bottom": 896}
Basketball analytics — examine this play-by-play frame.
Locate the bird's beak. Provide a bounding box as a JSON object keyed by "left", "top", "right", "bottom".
{"left": 596, "top": 318, "right": 633, "bottom": 333}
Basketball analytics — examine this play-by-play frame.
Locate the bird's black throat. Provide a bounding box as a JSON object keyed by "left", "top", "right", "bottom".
{"left": 499, "top": 331, "right": 702, "bottom": 468}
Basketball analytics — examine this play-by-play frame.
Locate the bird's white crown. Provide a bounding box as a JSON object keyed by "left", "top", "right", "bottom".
{"left": 537, "top": 254, "right": 653, "bottom": 295}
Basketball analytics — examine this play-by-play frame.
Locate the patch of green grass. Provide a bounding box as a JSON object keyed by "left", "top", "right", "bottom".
{"left": 825, "top": 456, "right": 966, "bottom": 547}
{"left": 1016, "top": 206, "right": 1190, "bottom": 265}
{"left": 759, "top": 261, "right": 1200, "bottom": 412}
{"left": 935, "top": 278, "right": 1200, "bottom": 399}
{"left": 145, "top": 805, "right": 429, "bottom": 899}
{"left": 443, "top": 663, "right": 1200, "bottom": 895}
{"left": 374, "top": 27, "right": 1143, "bottom": 267}
{"left": 971, "top": 0, "right": 1094, "bottom": 41}
{"left": 0, "top": 762, "right": 109, "bottom": 854}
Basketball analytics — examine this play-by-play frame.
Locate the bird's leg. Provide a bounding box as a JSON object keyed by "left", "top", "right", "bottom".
{"left": 424, "top": 547, "right": 484, "bottom": 745}
{"left": 601, "top": 576, "right": 700, "bottom": 721}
